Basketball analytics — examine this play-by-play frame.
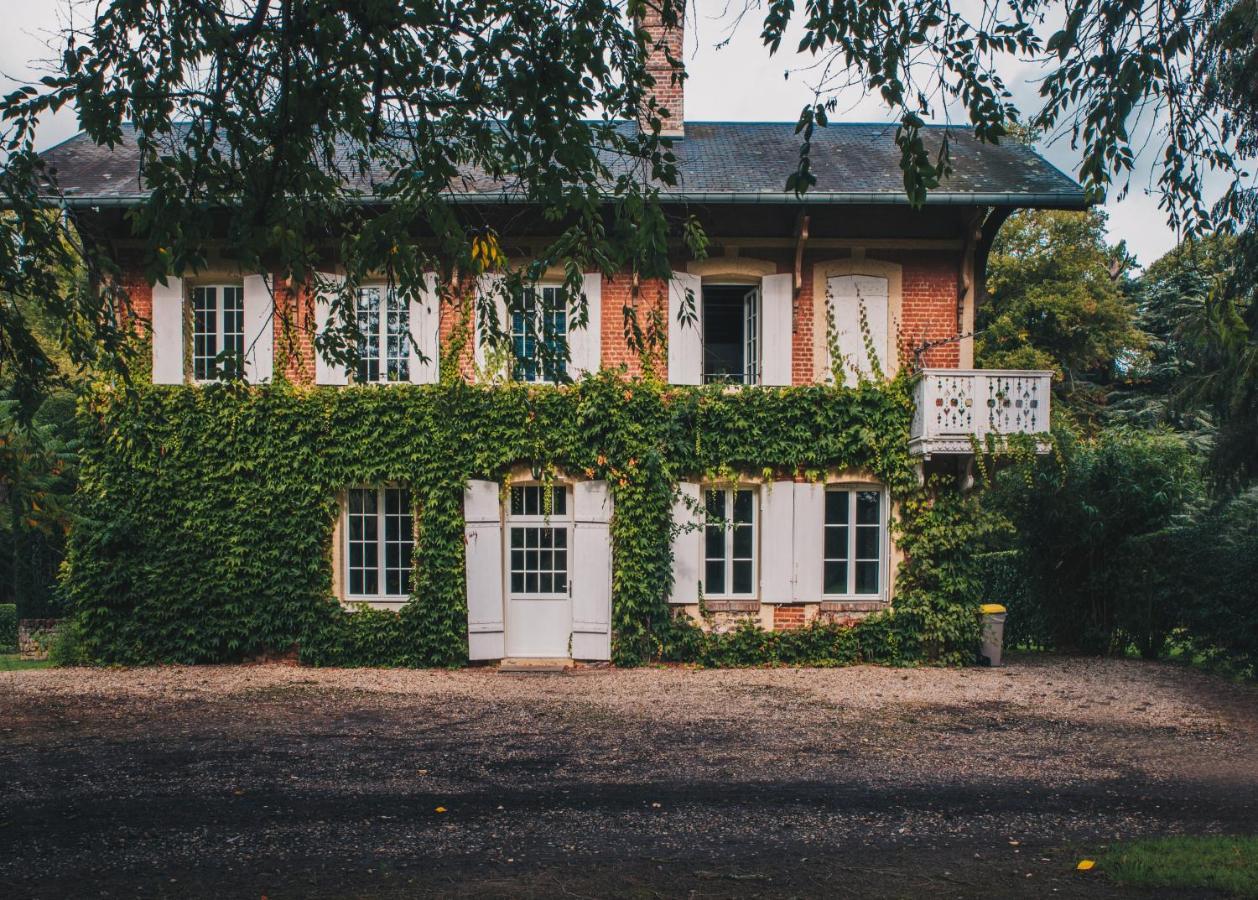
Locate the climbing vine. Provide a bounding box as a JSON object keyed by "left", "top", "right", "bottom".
{"left": 60, "top": 370, "right": 994, "bottom": 667}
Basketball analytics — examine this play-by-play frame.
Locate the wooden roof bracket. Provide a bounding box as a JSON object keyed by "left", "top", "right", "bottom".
{"left": 974, "top": 206, "right": 1015, "bottom": 311}
{"left": 793, "top": 211, "right": 810, "bottom": 333}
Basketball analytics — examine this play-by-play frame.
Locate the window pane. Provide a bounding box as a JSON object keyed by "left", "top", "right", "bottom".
{"left": 733, "top": 489, "right": 754, "bottom": 524}
{"left": 732, "top": 523, "right": 753, "bottom": 559}
{"left": 705, "top": 524, "right": 725, "bottom": 560}
{"left": 824, "top": 561, "right": 848, "bottom": 595}
{"left": 510, "top": 487, "right": 525, "bottom": 517}
{"left": 824, "top": 525, "right": 848, "bottom": 560}
{"left": 855, "top": 561, "right": 880, "bottom": 595}
{"left": 825, "top": 490, "right": 849, "bottom": 524}
{"left": 192, "top": 286, "right": 217, "bottom": 380}
{"left": 705, "top": 559, "right": 725, "bottom": 596}
{"left": 705, "top": 489, "right": 724, "bottom": 520}
{"left": 542, "top": 286, "right": 568, "bottom": 382}
{"left": 856, "top": 491, "right": 880, "bottom": 525}
{"left": 356, "top": 288, "right": 381, "bottom": 383}
{"left": 855, "top": 526, "right": 880, "bottom": 560}
{"left": 551, "top": 487, "right": 566, "bottom": 516}
{"left": 385, "top": 288, "right": 410, "bottom": 382}
{"left": 222, "top": 286, "right": 244, "bottom": 375}
{"left": 732, "top": 560, "right": 753, "bottom": 594}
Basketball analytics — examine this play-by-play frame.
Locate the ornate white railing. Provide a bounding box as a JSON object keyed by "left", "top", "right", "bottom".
{"left": 909, "top": 369, "right": 1053, "bottom": 456}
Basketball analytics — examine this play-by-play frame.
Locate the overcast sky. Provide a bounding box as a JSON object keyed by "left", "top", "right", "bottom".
{"left": 0, "top": 0, "right": 1210, "bottom": 267}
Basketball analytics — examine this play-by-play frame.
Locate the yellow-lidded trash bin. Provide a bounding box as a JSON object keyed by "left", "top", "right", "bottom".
{"left": 978, "top": 604, "right": 1007, "bottom": 667}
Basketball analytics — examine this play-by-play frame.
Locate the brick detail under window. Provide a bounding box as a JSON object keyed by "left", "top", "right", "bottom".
{"left": 704, "top": 599, "right": 760, "bottom": 613}
{"left": 819, "top": 600, "right": 887, "bottom": 613}
{"left": 773, "top": 603, "right": 806, "bottom": 630}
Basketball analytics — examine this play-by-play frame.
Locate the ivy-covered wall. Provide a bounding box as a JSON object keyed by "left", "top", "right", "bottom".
{"left": 62, "top": 372, "right": 990, "bottom": 667}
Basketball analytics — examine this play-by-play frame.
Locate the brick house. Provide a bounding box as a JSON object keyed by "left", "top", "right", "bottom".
{"left": 40, "top": 21, "right": 1083, "bottom": 664}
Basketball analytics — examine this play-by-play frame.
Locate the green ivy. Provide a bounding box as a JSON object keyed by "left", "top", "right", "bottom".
{"left": 61, "top": 371, "right": 992, "bottom": 667}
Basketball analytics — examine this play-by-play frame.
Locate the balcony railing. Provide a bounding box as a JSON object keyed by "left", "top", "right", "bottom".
{"left": 909, "top": 369, "right": 1053, "bottom": 456}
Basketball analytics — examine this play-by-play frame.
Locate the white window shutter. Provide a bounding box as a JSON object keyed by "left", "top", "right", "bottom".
{"left": 409, "top": 272, "right": 440, "bottom": 384}
{"left": 473, "top": 274, "right": 508, "bottom": 375}
{"left": 828, "top": 275, "right": 890, "bottom": 385}
{"left": 761, "top": 273, "right": 793, "bottom": 386}
{"left": 242, "top": 274, "right": 274, "bottom": 384}
{"left": 314, "top": 273, "right": 349, "bottom": 386}
{"left": 792, "top": 481, "right": 825, "bottom": 602}
{"left": 151, "top": 277, "right": 185, "bottom": 384}
{"left": 464, "top": 479, "right": 505, "bottom": 660}
{"left": 667, "top": 273, "right": 703, "bottom": 385}
{"left": 668, "top": 481, "right": 703, "bottom": 604}
{"left": 760, "top": 480, "right": 796, "bottom": 602}
{"left": 571, "top": 480, "right": 613, "bottom": 660}
{"left": 568, "top": 273, "right": 602, "bottom": 379}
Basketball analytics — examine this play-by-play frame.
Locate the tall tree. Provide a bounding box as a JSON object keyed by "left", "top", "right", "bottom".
{"left": 978, "top": 209, "right": 1141, "bottom": 423}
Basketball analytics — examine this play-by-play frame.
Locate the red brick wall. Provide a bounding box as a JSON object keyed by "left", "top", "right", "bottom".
{"left": 773, "top": 604, "right": 806, "bottom": 630}
{"left": 895, "top": 251, "right": 961, "bottom": 368}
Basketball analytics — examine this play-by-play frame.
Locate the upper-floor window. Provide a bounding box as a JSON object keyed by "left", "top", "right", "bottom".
{"left": 345, "top": 486, "right": 414, "bottom": 601}
{"left": 356, "top": 286, "right": 409, "bottom": 383}
{"left": 513, "top": 285, "right": 567, "bottom": 383}
{"left": 704, "top": 486, "right": 757, "bottom": 597}
{"left": 823, "top": 487, "right": 885, "bottom": 596}
{"left": 703, "top": 284, "right": 759, "bottom": 384}
{"left": 191, "top": 284, "right": 244, "bottom": 381}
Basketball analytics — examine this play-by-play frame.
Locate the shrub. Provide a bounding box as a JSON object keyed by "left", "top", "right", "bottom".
{"left": 0, "top": 603, "right": 16, "bottom": 653}
{"left": 987, "top": 426, "right": 1201, "bottom": 656}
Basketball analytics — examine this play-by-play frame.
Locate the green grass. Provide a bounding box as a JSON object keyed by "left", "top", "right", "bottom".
{"left": 0, "top": 653, "right": 52, "bottom": 672}
{"left": 1107, "top": 836, "right": 1258, "bottom": 897}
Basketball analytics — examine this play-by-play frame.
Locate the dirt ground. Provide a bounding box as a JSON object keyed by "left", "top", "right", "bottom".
{"left": 2, "top": 656, "right": 1256, "bottom": 899}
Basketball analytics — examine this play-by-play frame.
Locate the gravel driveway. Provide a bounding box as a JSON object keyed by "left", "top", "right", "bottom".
{"left": 3, "top": 656, "right": 1256, "bottom": 898}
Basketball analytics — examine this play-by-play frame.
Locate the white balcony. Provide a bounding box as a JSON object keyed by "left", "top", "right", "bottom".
{"left": 909, "top": 369, "right": 1053, "bottom": 456}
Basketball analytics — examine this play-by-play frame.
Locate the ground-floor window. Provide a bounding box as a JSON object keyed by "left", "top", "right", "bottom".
{"left": 823, "top": 487, "right": 884, "bottom": 596}
{"left": 508, "top": 484, "right": 570, "bottom": 596}
{"left": 345, "top": 486, "right": 414, "bottom": 599}
{"left": 704, "top": 486, "right": 757, "bottom": 597}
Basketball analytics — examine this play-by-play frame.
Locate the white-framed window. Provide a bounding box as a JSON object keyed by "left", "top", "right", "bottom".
{"left": 704, "top": 486, "right": 757, "bottom": 597}
{"left": 356, "top": 286, "right": 410, "bottom": 383}
{"left": 191, "top": 284, "right": 244, "bottom": 381}
{"left": 823, "top": 487, "right": 885, "bottom": 597}
{"left": 702, "top": 284, "right": 760, "bottom": 385}
{"left": 507, "top": 484, "right": 571, "bottom": 596}
{"left": 512, "top": 285, "right": 567, "bottom": 383}
{"left": 345, "top": 486, "right": 414, "bottom": 600}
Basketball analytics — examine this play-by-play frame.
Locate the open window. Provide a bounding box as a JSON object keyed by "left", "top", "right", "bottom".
{"left": 702, "top": 285, "right": 760, "bottom": 385}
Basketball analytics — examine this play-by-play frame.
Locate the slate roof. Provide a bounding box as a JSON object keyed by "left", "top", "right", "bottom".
{"left": 39, "top": 121, "right": 1086, "bottom": 208}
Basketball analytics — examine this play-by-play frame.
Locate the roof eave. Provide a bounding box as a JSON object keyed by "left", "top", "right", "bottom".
{"left": 46, "top": 190, "right": 1090, "bottom": 210}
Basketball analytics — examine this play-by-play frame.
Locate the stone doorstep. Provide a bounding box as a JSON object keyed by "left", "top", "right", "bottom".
{"left": 497, "top": 657, "right": 574, "bottom": 674}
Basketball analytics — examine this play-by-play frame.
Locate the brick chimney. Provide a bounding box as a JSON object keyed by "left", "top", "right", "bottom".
{"left": 638, "top": 5, "right": 685, "bottom": 138}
